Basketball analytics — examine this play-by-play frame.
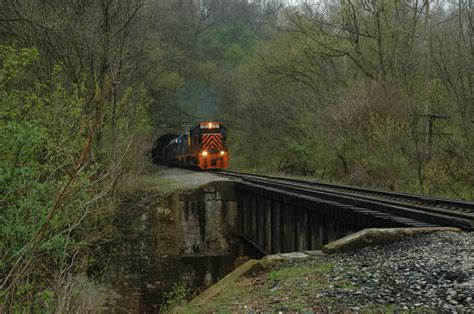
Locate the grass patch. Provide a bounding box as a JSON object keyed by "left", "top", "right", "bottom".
{"left": 184, "top": 260, "right": 346, "bottom": 312}
{"left": 268, "top": 261, "right": 335, "bottom": 282}
{"left": 180, "top": 276, "right": 265, "bottom": 313}
{"left": 268, "top": 266, "right": 312, "bottom": 282}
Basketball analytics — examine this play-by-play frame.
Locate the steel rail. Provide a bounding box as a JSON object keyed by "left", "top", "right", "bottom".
{"left": 215, "top": 170, "right": 474, "bottom": 230}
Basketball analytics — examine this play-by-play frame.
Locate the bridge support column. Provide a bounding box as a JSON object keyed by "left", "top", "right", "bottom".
{"left": 264, "top": 200, "right": 272, "bottom": 253}
{"left": 296, "top": 204, "right": 308, "bottom": 251}
{"left": 251, "top": 194, "right": 257, "bottom": 242}
{"left": 257, "top": 196, "right": 265, "bottom": 248}
{"left": 271, "top": 200, "right": 282, "bottom": 253}
{"left": 238, "top": 191, "right": 244, "bottom": 234}
{"left": 309, "top": 210, "right": 323, "bottom": 249}
{"left": 282, "top": 203, "right": 296, "bottom": 252}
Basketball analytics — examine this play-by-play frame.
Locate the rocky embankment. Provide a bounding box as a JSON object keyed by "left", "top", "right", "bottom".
{"left": 187, "top": 231, "right": 474, "bottom": 312}
{"left": 321, "top": 231, "right": 473, "bottom": 312}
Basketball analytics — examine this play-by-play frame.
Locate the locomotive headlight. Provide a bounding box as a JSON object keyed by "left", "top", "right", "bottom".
{"left": 202, "top": 151, "right": 208, "bottom": 156}
{"left": 220, "top": 150, "right": 225, "bottom": 156}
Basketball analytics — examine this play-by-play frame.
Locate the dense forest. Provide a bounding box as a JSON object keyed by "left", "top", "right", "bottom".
{"left": 0, "top": 0, "right": 472, "bottom": 310}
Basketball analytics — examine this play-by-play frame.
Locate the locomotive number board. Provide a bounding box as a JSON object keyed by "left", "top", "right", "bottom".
{"left": 200, "top": 122, "right": 220, "bottom": 129}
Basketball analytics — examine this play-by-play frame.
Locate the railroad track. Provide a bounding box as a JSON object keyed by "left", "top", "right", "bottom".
{"left": 215, "top": 170, "right": 474, "bottom": 231}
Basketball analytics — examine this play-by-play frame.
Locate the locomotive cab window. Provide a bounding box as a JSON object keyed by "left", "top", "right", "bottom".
{"left": 201, "top": 128, "right": 220, "bottom": 134}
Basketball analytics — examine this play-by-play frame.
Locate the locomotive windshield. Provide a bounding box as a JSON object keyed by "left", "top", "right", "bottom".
{"left": 196, "top": 122, "right": 226, "bottom": 138}
{"left": 200, "top": 128, "right": 219, "bottom": 134}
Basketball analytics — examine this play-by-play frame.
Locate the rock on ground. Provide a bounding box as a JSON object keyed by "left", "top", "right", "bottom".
{"left": 295, "top": 231, "right": 474, "bottom": 312}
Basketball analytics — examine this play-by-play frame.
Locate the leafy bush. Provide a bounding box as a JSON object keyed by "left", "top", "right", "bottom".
{"left": 0, "top": 43, "right": 151, "bottom": 310}
{"left": 0, "top": 45, "right": 99, "bottom": 309}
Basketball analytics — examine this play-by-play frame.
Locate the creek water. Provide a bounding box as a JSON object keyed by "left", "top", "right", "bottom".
{"left": 102, "top": 252, "right": 238, "bottom": 312}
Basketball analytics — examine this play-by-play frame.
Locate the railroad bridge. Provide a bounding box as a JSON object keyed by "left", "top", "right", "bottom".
{"left": 223, "top": 172, "right": 474, "bottom": 255}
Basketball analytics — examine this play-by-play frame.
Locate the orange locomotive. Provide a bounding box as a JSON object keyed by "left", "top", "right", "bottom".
{"left": 162, "top": 122, "right": 229, "bottom": 170}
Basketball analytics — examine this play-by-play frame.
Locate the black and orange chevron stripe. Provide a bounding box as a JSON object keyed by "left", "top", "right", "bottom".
{"left": 201, "top": 133, "right": 223, "bottom": 150}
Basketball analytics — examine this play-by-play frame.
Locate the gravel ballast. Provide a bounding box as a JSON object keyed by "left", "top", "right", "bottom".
{"left": 138, "top": 166, "right": 229, "bottom": 194}
{"left": 291, "top": 231, "right": 474, "bottom": 312}
{"left": 157, "top": 166, "right": 228, "bottom": 187}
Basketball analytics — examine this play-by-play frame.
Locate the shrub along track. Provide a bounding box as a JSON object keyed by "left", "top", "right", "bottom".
{"left": 213, "top": 170, "right": 474, "bottom": 231}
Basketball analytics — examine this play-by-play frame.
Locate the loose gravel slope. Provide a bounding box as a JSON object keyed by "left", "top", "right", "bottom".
{"left": 191, "top": 232, "right": 474, "bottom": 312}
{"left": 321, "top": 231, "right": 473, "bottom": 312}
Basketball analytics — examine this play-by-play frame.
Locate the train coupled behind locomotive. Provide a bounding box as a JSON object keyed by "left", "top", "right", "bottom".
{"left": 158, "top": 122, "right": 229, "bottom": 170}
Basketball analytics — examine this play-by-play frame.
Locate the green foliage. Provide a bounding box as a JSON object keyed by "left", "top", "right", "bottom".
{"left": 0, "top": 46, "right": 96, "bottom": 308}
{"left": 0, "top": 45, "right": 39, "bottom": 87}
{"left": 0, "top": 42, "right": 151, "bottom": 309}
{"left": 163, "top": 281, "right": 190, "bottom": 312}
{"left": 197, "top": 22, "right": 257, "bottom": 60}
{"left": 221, "top": 2, "right": 473, "bottom": 199}
{"left": 146, "top": 21, "right": 259, "bottom": 125}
